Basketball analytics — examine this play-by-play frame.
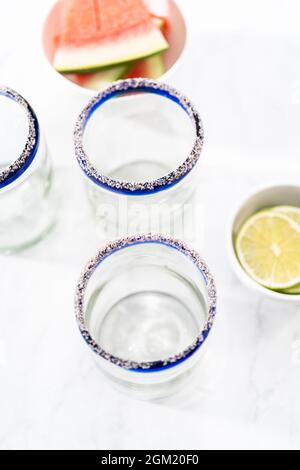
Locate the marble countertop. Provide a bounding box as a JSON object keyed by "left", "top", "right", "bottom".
{"left": 1, "top": 0, "right": 300, "bottom": 450}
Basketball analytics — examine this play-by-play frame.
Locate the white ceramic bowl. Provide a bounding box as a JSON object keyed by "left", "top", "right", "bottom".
{"left": 41, "top": 0, "right": 187, "bottom": 97}
{"left": 228, "top": 184, "right": 300, "bottom": 303}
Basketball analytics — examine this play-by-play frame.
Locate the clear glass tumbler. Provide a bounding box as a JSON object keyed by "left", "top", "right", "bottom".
{"left": 0, "top": 86, "right": 57, "bottom": 253}
{"left": 75, "top": 234, "right": 217, "bottom": 400}
{"left": 74, "top": 79, "right": 204, "bottom": 239}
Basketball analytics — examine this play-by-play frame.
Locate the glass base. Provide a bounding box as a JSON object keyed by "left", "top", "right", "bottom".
{"left": 0, "top": 185, "right": 58, "bottom": 255}
{"left": 98, "top": 291, "right": 199, "bottom": 363}
{"left": 0, "top": 157, "right": 58, "bottom": 254}
{"left": 0, "top": 217, "right": 57, "bottom": 255}
{"left": 102, "top": 364, "right": 196, "bottom": 401}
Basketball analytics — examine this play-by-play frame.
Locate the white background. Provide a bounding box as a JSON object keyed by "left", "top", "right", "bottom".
{"left": 1, "top": 0, "right": 300, "bottom": 450}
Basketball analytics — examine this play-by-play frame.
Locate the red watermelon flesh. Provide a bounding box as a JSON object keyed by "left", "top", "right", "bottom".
{"left": 151, "top": 16, "right": 168, "bottom": 37}
{"left": 58, "top": 0, "right": 149, "bottom": 47}
{"left": 65, "top": 14, "right": 167, "bottom": 90}
{"left": 53, "top": 0, "right": 169, "bottom": 73}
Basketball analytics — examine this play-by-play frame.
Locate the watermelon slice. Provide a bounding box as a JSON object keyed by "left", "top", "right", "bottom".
{"left": 127, "top": 54, "right": 165, "bottom": 79}
{"left": 151, "top": 16, "right": 168, "bottom": 37}
{"left": 152, "top": 16, "right": 166, "bottom": 30}
{"left": 64, "top": 14, "right": 165, "bottom": 90}
{"left": 66, "top": 63, "right": 129, "bottom": 90}
{"left": 53, "top": 0, "right": 169, "bottom": 74}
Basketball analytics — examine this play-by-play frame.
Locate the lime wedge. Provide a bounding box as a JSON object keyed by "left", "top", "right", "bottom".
{"left": 235, "top": 210, "right": 300, "bottom": 289}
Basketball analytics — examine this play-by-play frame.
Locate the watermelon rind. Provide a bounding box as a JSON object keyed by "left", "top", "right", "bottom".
{"left": 142, "top": 54, "right": 165, "bottom": 78}
{"left": 81, "top": 64, "right": 130, "bottom": 90}
{"left": 54, "top": 26, "right": 168, "bottom": 74}
{"left": 152, "top": 17, "right": 165, "bottom": 30}
{"left": 127, "top": 53, "right": 166, "bottom": 79}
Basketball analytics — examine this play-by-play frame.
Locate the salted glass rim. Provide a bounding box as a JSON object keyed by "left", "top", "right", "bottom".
{"left": 75, "top": 234, "right": 217, "bottom": 373}
{"left": 0, "top": 86, "right": 40, "bottom": 189}
{"left": 74, "top": 79, "right": 204, "bottom": 196}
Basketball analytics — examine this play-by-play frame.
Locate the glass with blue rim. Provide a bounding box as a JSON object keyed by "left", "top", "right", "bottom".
{"left": 0, "top": 86, "right": 57, "bottom": 253}
{"left": 75, "top": 234, "right": 217, "bottom": 400}
{"left": 74, "top": 79, "right": 204, "bottom": 238}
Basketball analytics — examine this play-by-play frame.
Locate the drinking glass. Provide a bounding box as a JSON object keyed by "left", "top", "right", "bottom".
{"left": 75, "top": 234, "right": 217, "bottom": 400}
{"left": 74, "top": 79, "right": 204, "bottom": 238}
{"left": 0, "top": 86, "right": 57, "bottom": 253}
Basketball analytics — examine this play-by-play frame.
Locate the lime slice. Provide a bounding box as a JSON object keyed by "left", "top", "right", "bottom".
{"left": 273, "top": 207, "right": 300, "bottom": 295}
{"left": 281, "top": 283, "right": 300, "bottom": 294}
{"left": 235, "top": 211, "right": 300, "bottom": 289}
{"left": 272, "top": 205, "right": 300, "bottom": 228}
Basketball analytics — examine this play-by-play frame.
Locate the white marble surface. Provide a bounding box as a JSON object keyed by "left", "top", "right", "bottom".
{"left": 1, "top": 0, "right": 300, "bottom": 450}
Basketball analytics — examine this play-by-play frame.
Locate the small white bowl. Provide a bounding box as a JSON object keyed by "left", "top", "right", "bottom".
{"left": 41, "top": 0, "right": 187, "bottom": 98}
{"left": 228, "top": 184, "right": 300, "bottom": 303}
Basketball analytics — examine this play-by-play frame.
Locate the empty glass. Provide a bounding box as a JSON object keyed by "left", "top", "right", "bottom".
{"left": 74, "top": 79, "right": 204, "bottom": 238}
{"left": 75, "top": 234, "right": 217, "bottom": 400}
{"left": 0, "top": 86, "right": 57, "bottom": 253}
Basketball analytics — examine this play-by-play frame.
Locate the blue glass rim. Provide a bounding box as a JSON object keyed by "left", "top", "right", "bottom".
{"left": 0, "top": 86, "right": 40, "bottom": 189}
{"left": 74, "top": 79, "right": 204, "bottom": 196}
{"left": 75, "top": 234, "right": 217, "bottom": 373}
